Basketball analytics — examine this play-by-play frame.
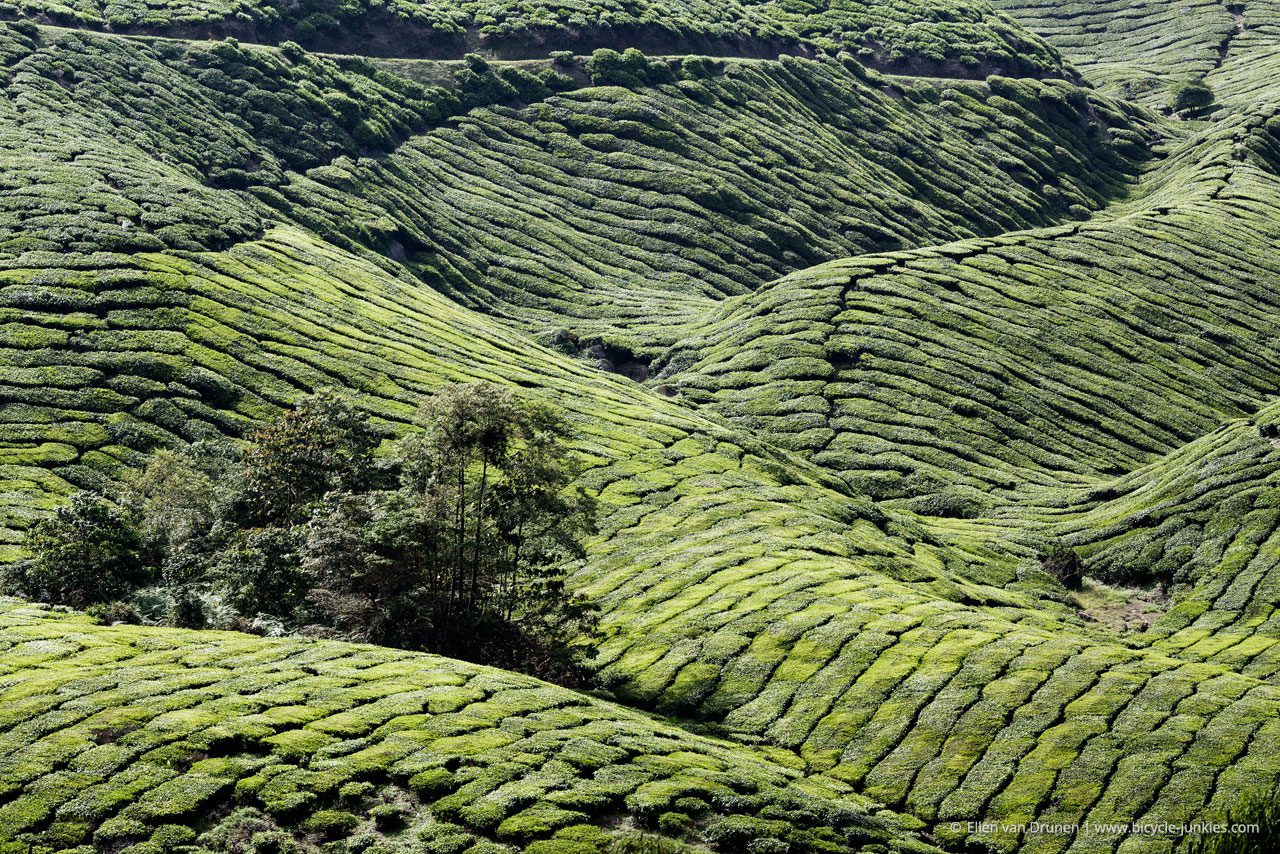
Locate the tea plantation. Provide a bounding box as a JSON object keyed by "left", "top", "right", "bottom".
{"left": 0, "top": 600, "right": 950, "bottom": 852}
{"left": 0, "top": 0, "right": 1068, "bottom": 77}
{"left": 2, "top": 0, "right": 1280, "bottom": 850}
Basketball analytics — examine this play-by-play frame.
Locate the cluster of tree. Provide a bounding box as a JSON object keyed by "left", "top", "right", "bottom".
{"left": 4, "top": 384, "right": 598, "bottom": 683}
{"left": 1170, "top": 78, "right": 1216, "bottom": 116}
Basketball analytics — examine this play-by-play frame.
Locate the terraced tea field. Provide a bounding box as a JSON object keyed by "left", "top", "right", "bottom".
{"left": 3, "top": 0, "right": 1280, "bottom": 850}
{"left": 986, "top": 0, "right": 1237, "bottom": 101}
{"left": 0, "top": 0, "right": 1069, "bottom": 77}
{"left": 0, "top": 601, "right": 951, "bottom": 852}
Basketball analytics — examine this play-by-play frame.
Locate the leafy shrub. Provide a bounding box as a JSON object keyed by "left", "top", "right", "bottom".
{"left": 369, "top": 802, "right": 409, "bottom": 830}
{"left": 20, "top": 385, "right": 598, "bottom": 683}
{"left": 586, "top": 48, "right": 673, "bottom": 87}
{"left": 301, "top": 809, "right": 360, "bottom": 838}
{"left": 1172, "top": 79, "right": 1215, "bottom": 113}
{"left": 610, "top": 832, "right": 697, "bottom": 853}
{"left": 167, "top": 586, "right": 208, "bottom": 628}
{"left": 1184, "top": 787, "right": 1280, "bottom": 854}
{"left": 1042, "top": 543, "right": 1084, "bottom": 590}
{"left": 86, "top": 600, "right": 143, "bottom": 625}
{"left": 4, "top": 492, "right": 148, "bottom": 608}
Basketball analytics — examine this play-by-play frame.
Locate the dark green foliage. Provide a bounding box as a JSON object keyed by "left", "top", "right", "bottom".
{"left": 585, "top": 48, "right": 675, "bottom": 87}
{"left": 123, "top": 445, "right": 231, "bottom": 572}
{"left": 239, "top": 389, "right": 379, "bottom": 525}
{"left": 167, "top": 586, "right": 208, "bottom": 628}
{"left": 266, "top": 384, "right": 597, "bottom": 679}
{"left": 85, "top": 599, "right": 144, "bottom": 625}
{"left": 1042, "top": 544, "right": 1083, "bottom": 589}
{"left": 297, "top": 491, "right": 431, "bottom": 643}
{"left": 66, "top": 385, "right": 600, "bottom": 680}
{"left": 384, "top": 383, "right": 595, "bottom": 672}
{"left": 1172, "top": 79, "right": 1216, "bottom": 113}
{"left": 175, "top": 40, "right": 447, "bottom": 173}
{"left": 301, "top": 809, "right": 360, "bottom": 838}
{"left": 2, "top": 492, "right": 147, "bottom": 608}
{"left": 1, "top": 0, "right": 1070, "bottom": 79}
{"left": 209, "top": 525, "right": 311, "bottom": 620}
{"left": 139, "top": 393, "right": 369, "bottom": 618}
{"left": 1183, "top": 786, "right": 1280, "bottom": 854}
{"left": 610, "top": 832, "right": 698, "bottom": 852}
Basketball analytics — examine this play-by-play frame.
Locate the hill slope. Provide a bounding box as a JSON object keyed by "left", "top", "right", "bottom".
{"left": 663, "top": 109, "right": 1280, "bottom": 503}
{"left": 0, "top": 600, "right": 941, "bottom": 852}
{"left": 1, "top": 0, "right": 1069, "bottom": 77}
{"left": 3, "top": 0, "right": 1280, "bottom": 852}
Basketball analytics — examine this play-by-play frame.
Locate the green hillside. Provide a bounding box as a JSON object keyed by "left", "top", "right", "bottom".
{"left": 0, "top": 600, "right": 946, "bottom": 852}
{"left": 2, "top": 0, "right": 1280, "bottom": 851}
{"left": 986, "top": 0, "right": 1237, "bottom": 101}
{"left": 0, "top": 0, "right": 1067, "bottom": 77}
{"left": 664, "top": 110, "right": 1280, "bottom": 500}
{"left": 0, "top": 21, "right": 1152, "bottom": 544}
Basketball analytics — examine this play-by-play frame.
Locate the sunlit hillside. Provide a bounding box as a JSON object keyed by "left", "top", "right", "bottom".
{"left": 2, "top": 0, "right": 1280, "bottom": 851}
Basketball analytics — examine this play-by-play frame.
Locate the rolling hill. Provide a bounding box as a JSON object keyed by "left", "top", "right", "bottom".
{"left": 2, "top": 0, "right": 1280, "bottom": 851}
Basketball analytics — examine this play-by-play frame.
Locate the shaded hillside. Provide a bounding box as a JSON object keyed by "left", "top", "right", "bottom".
{"left": 1, "top": 0, "right": 1070, "bottom": 78}
{"left": 269, "top": 61, "right": 1151, "bottom": 344}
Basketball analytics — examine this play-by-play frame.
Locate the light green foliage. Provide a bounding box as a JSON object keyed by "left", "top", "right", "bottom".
{"left": 987, "top": 0, "right": 1237, "bottom": 104}
{"left": 0, "top": 601, "right": 928, "bottom": 852}
{"left": 1183, "top": 784, "right": 1280, "bottom": 854}
{"left": 0, "top": 0, "right": 1280, "bottom": 850}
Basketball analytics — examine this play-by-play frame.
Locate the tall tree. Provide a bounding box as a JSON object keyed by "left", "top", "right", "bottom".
{"left": 305, "top": 382, "right": 597, "bottom": 678}
{"left": 240, "top": 389, "right": 380, "bottom": 525}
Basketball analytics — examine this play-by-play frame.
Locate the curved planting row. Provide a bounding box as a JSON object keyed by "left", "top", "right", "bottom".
{"left": 988, "top": 0, "right": 1236, "bottom": 102}
{"left": 0, "top": 600, "right": 941, "bottom": 853}
{"left": 0, "top": 25, "right": 1146, "bottom": 345}
{"left": 1, "top": 0, "right": 1069, "bottom": 78}
{"left": 1, "top": 158, "right": 1275, "bottom": 852}
{"left": 1003, "top": 401, "right": 1280, "bottom": 682}
{"left": 575, "top": 439, "right": 1280, "bottom": 854}
{"left": 664, "top": 112, "right": 1280, "bottom": 511}
{"left": 266, "top": 59, "right": 1151, "bottom": 345}
{"left": 2, "top": 5, "right": 1280, "bottom": 854}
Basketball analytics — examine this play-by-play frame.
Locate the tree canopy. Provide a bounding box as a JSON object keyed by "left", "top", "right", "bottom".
{"left": 6, "top": 384, "right": 597, "bottom": 682}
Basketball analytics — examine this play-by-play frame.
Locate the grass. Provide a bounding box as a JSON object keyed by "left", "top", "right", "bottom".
{"left": 1182, "top": 784, "right": 1280, "bottom": 854}
{"left": 1067, "top": 579, "right": 1169, "bottom": 633}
